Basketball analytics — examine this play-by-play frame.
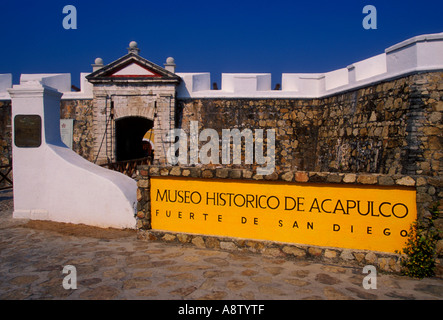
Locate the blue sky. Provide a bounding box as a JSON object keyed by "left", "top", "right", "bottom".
{"left": 1, "top": 0, "right": 442, "bottom": 88}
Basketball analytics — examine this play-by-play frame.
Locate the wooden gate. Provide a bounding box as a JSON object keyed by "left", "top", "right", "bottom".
{"left": 0, "top": 163, "right": 13, "bottom": 190}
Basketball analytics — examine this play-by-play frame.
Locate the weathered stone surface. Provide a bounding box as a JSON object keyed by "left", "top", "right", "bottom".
{"left": 216, "top": 168, "right": 229, "bottom": 178}
{"left": 9, "top": 275, "right": 39, "bottom": 285}
{"left": 191, "top": 236, "right": 205, "bottom": 247}
{"left": 378, "top": 176, "right": 394, "bottom": 186}
{"left": 205, "top": 237, "right": 220, "bottom": 249}
{"left": 284, "top": 278, "right": 310, "bottom": 287}
{"left": 202, "top": 170, "right": 213, "bottom": 178}
{"left": 414, "top": 284, "right": 443, "bottom": 298}
{"left": 79, "top": 285, "right": 120, "bottom": 300}
{"left": 354, "top": 252, "right": 366, "bottom": 263}
{"left": 220, "top": 241, "right": 236, "bottom": 251}
{"left": 282, "top": 246, "right": 305, "bottom": 257}
{"left": 323, "top": 287, "right": 354, "bottom": 300}
{"left": 162, "top": 234, "right": 176, "bottom": 242}
{"left": 308, "top": 247, "right": 323, "bottom": 257}
{"left": 357, "top": 175, "right": 378, "bottom": 184}
{"left": 365, "top": 252, "right": 378, "bottom": 264}
{"left": 264, "top": 267, "right": 284, "bottom": 276}
{"left": 345, "top": 287, "right": 377, "bottom": 300}
{"left": 229, "top": 169, "right": 242, "bottom": 179}
{"left": 123, "top": 278, "right": 152, "bottom": 289}
{"left": 343, "top": 174, "right": 356, "bottom": 183}
{"left": 178, "top": 234, "right": 191, "bottom": 243}
{"left": 226, "top": 279, "right": 247, "bottom": 290}
{"left": 169, "top": 167, "right": 181, "bottom": 176}
{"left": 316, "top": 273, "right": 342, "bottom": 285}
{"left": 324, "top": 249, "right": 338, "bottom": 259}
{"left": 263, "top": 247, "right": 284, "bottom": 257}
{"left": 197, "top": 291, "right": 227, "bottom": 300}
{"left": 295, "top": 172, "right": 309, "bottom": 182}
{"left": 137, "top": 179, "right": 149, "bottom": 188}
{"left": 326, "top": 174, "right": 342, "bottom": 183}
{"left": 137, "top": 289, "right": 158, "bottom": 297}
{"left": 281, "top": 171, "right": 294, "bottom": 182}
{"left": 169, "top": 286, "right": 198, "bottom": 297}
{"left": 204, "top": 257, "right": 229, "bottom": 267}
{"left": 396, "top": 176, "right": 415, "bottom": 186}
{"left": 340, "top": 250, "right": 355, "bottom": 261}
{"left": 258, "top": 285, "right": 285, "bottom": 296}
{"left": 2, "top": 204, "right": 443, "bottom": 301}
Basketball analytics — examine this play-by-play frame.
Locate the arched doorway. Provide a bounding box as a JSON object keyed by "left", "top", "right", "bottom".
{"left": 115, "top": 117, "right": 153, "bottom": 161}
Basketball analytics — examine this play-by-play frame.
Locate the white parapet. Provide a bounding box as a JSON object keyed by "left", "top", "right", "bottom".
{"left": 177, "top": 32, "right": 443, "bottom": 99}
{"left": 281, "top": 73, "right": 324, "bottom": 97}
{"left": 176, "top": 73, "right": 211, "bottom": 98}
{"left": 324, "top": 68, "right": 349, "bottom": 91}
{"left": 18, "top": 73, "right": 93, "bottom": 100}
{"left": 20, "top": 73, "right": 72, "bottom": 93}
{"left": 62, "top": 72, "right": 93, "bottom": 99}
{"left": 353, "top": 53, "right": 387, "bottom": 82}
{"left": 386, "top": 33, "right": 443, "bottom": 74}
{"left": 221, "top": 73, "right": 272, "bottom": 93}
{"left": 3, "top": 32, "right": 442, "bottom": 100}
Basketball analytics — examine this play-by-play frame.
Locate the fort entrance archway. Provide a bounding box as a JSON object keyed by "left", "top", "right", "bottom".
{"left": 86, "top": 42, "right": 181, "bottom": 165}
{"left": 115, "top": 117, "right": 153, "bottom": 161}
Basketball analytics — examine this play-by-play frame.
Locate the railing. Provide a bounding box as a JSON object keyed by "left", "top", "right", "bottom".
{"left": 0, "top": 164, "right": 13, "bottom": 190}
{"left": 100, "top": 157, "right": 152, "bottom": 178}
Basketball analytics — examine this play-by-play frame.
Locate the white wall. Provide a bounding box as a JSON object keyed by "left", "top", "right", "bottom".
{"left": 8, "top": 78, "right": 137, "bottom": 229}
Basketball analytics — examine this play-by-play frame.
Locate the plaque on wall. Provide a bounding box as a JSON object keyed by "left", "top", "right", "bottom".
{"left": 60, "top": 119, "right": 74, "bottom": 149}
{"left": 14, "top": 115, "right": 42, "bottom": 148}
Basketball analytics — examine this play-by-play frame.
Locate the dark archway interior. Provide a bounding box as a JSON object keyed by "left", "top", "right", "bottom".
{"left": 116, "top": 117, "right": 153, "bottom": 161}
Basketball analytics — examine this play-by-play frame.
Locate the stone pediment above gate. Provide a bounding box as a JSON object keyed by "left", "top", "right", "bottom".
{"left": 86, "top": 52, "right": 181, "bottom": 85}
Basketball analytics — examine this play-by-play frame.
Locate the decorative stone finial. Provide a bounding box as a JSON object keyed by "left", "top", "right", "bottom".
{"left": 164, "top": 57, "right": 176, "bottom": 73}
{"left": 128, "top": 41, "right": 140, "bottom": 55}
{"left": 92, "top": 57, "right": 104, "bottom": 71}
{"left": 94, "top": 57, "right": 104, "bottom": 65}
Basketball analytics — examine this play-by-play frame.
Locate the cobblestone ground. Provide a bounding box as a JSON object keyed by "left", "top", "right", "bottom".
{"left": 0, "top": 190, "right": 442, "bottom": 300}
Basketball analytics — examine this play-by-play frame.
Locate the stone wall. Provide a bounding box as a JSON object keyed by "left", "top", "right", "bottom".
{"left": 177, "top": 72, "right": 442, "bottom": 177}
{"left": 135, "top": 165, "right": 442, "bottom": 275}
{"left": 0, "top": 101, "right": 11, "bottom": 166}
{"left": 60, "top": 99, "right": 95, "bottom": 162}
{"left": 0, "top": 100, "right": 12, "bottom": 189}
{"left": 90, "top": 84, "right": 176, "bottom": 165}
{"left": 2, "top": 72, "right": 441, "bottom": 175}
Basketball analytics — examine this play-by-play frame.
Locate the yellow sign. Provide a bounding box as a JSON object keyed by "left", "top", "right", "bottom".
{"left": 150, "top": 177, "right": 417, "bottom": 253}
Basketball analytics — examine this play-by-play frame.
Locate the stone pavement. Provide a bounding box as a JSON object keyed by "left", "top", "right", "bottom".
{"left": 0, "top": 190, "right": 442, "bottom": 300}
